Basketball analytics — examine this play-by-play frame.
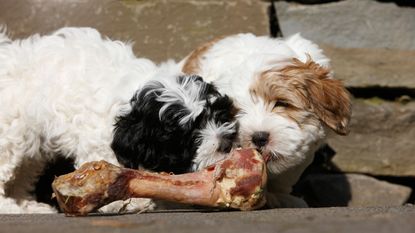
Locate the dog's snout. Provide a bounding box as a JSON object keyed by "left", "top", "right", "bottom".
{"left": 252, "top": 131, "right": 270, "bottom": 147}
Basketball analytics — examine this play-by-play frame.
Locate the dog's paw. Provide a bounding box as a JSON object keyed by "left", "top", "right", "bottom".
{"left": 266, "top": 193, "right": 308, "bottom": 208}
{"left": 23, "top": 200, "right": 58, "bottom": 213}
{"left": 98, "top": 198, "right": 156, "bottom": 214}
{"left": 0, "top": 197, "right": 57, "bottom": 213}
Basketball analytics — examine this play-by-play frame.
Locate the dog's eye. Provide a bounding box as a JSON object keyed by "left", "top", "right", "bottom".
{"left": 273, "top": 100, "right": 290, "bottom": 109}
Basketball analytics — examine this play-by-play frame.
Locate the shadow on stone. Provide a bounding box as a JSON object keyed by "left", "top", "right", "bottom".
{"left": 268, "top": 1, "right": 283, "bottom": 38}
{"left": 273, "top": 0, "right": 342, "bottom": 5}
{"left": 348, "top": 86, "right": 415, "bottom": 101}
{"left": 273, "top": 0, "right": 415, "bottom": 7}
{"left": 376, "top": 0, "right": 415, "bottom": 7}
{"left": 293, "top": 144, "right": 352, "bottom": 207}
{"left": 294, "top": 144, "right": 414, "bottom": 207}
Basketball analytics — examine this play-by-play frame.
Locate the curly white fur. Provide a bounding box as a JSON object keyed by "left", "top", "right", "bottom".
{"left": 0, "top": 27, "right": 158, "bottom": 213}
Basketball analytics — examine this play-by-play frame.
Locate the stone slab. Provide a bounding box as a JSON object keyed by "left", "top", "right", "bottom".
{"left": 276, "top": 0, "right": 415, "bottom": 50}
{"left": 0, "top": 0, "right": 269, "bottom": 63}
{"left": 327, "top": 98, "right": 415, "bottom": 176}
{"left": 1, "top": 207, "right": 415, "bottom": 233}
{"left": 322, "top": 45, "right": 415, "bottom": 88}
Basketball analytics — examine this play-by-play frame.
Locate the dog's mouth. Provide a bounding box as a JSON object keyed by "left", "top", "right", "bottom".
{"left": 238, "top": 141, "right": 276, "bottom": 163}
{"left": 262, "top": 152, "right": 271, "bottom": 163}
{"left": 256, "top": 148, "right": 285, "bottom": 164}
{"left": 254, "top": 147, "right": 271, "bottom": 163}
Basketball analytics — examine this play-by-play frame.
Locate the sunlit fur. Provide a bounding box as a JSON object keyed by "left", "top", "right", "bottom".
{"left": 180, "top": 33, "right": 351, "bottom": 208}
{"left": 0, "top": 27, "right": 238, "bottom": 213}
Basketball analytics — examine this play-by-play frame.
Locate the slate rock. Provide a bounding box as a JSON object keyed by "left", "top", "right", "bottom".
{"left": 0, "top": 0, "right": 269, "bottom": 62}
{"left": 327, "top": 99, "right": 415, "bottom": 176}
{"left": 323, "top": 46, "right": 415, "bottom": 88}
{"left": 276, "top": 0, "right": 415, "bottom": 50}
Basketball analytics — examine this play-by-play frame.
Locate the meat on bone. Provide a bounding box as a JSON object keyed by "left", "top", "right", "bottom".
{"left": 52, "top": 148, "right": 267, "bottom": 216}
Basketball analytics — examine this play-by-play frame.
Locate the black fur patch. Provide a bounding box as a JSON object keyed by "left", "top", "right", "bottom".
{"left": 111, "top": 75, "right": 237, "bottom": 174}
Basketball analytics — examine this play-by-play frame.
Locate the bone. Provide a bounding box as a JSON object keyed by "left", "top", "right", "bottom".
{"left": 52, "top": 148, "right": 267, "bottom": 216}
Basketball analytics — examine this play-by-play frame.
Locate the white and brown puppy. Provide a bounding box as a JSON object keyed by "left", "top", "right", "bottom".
{"left": 180, "top": 33, "right": 351, "bottom": 208}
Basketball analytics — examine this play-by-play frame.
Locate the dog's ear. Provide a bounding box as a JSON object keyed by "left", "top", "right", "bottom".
{"left": 111, "top": 86, "right": 161, "bottom": 169}
{"left": 112, "top": 82, "right": 198, "bottom": 173}
{"left": 111, "top": 115, "right": 143, "bottom": 169}
{"left": 307, "top": 73, "right": 351, "bottom": 135}
{"left": 281, "top": 57, "right": 352, "bottom": 135}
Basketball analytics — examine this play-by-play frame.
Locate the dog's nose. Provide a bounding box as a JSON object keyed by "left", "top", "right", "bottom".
{"left": 252, "top": 131, "right": 270, "bottom": 148}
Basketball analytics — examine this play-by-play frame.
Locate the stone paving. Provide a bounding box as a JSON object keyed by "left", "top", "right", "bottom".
{"left": 1, "top": 206, "right": 415, "bottom": 233}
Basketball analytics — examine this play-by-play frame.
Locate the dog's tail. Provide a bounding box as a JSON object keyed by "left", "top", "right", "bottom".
{"left": 285, "top": 33, "right": 330, "bottom": 69}
{"left": 0, "top": 25, "right": 11, "bottom": 44}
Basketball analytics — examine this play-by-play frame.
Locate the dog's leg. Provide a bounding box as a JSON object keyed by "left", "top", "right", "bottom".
{"left": 0, "top": 136, "right": 29, "bottom": 199}
{"left": 0, "top": 196, "right": 56, "bottom": 213}
{"left": 0, "top": 119, "right": 58, "bottom": 213}
{"left": 265, "top": 175, "right": 309, "bottom": 208}
{"left": 98, "top": 198, "right": 156, "bottom": 214}
{"left": 266, "top": 191, "right": 308, "bottom": 208}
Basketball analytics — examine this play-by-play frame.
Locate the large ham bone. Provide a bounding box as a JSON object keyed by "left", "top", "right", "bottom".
{"left": 52, "top": 148, "right": 267, "bottom": 216}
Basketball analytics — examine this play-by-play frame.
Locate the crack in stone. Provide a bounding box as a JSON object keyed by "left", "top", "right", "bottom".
{"left": 267, "top": 1, "right": 283, "bottom": 38}
{"left": 348, "top": 87, "right": 415, "bottom": 102}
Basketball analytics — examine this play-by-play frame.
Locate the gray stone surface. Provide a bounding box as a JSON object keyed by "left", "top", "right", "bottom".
{"left": 322, "top": 45, "right": 415, "bottom": 88}
{"left": 276, "top": 0, "right": 415, "bottom": 50}
{"left": 297, "top": 174, "right": 412, "bottom": 207}
{"left": 1, "top": 207, "right": 415, "bottom": 233}
{"left": 0, "top": 0, "right": 269, "bottom": 63}
{"left": 327, "top": 98, "right": 415, "bottom": 176}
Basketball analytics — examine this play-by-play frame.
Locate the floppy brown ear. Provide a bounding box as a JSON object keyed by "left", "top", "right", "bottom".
{"left": 280, "top": 58, "right": 351, "bottom": 135}
{"left": 307, "top": 74, "right": 351, "bottom": 135}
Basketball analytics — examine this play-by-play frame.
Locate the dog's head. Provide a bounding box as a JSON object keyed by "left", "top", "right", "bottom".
{"left": 238, "top": 57, "right": 351, "bottom": 174}
{"left": 111, "top": 75, "right": 238, "bottom": 173}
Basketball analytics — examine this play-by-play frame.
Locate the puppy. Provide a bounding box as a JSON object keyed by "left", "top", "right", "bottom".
{"left": 180, "top": 33, "right": 351, "bottom": 208}
{"left": 0, "top": 27, "right": 238, "bottom": 213}
{"left": 112, "top": 74, "right": 239, "bottom": 173}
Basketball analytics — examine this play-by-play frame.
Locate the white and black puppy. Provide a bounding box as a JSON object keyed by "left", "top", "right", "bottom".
{"left": 112, "top": 74, "right": 238, "bottom": 174}
{"left": 0, "top": 27, "right": 238, "bottom": 213}
{"left": 180, "top": 33, "right": 351, "bottom": 208}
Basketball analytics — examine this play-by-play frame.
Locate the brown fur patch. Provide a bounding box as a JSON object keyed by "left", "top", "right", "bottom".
{"left": 182, "top": 37, "right": 224, "bottom": 75}
{"left": 251, "top": 57, "right": 351, "bottom": 135}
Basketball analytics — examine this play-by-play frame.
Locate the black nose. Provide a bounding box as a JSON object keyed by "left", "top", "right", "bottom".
{"left": 252, "top": 131, "right": 270, "bottom": 148}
